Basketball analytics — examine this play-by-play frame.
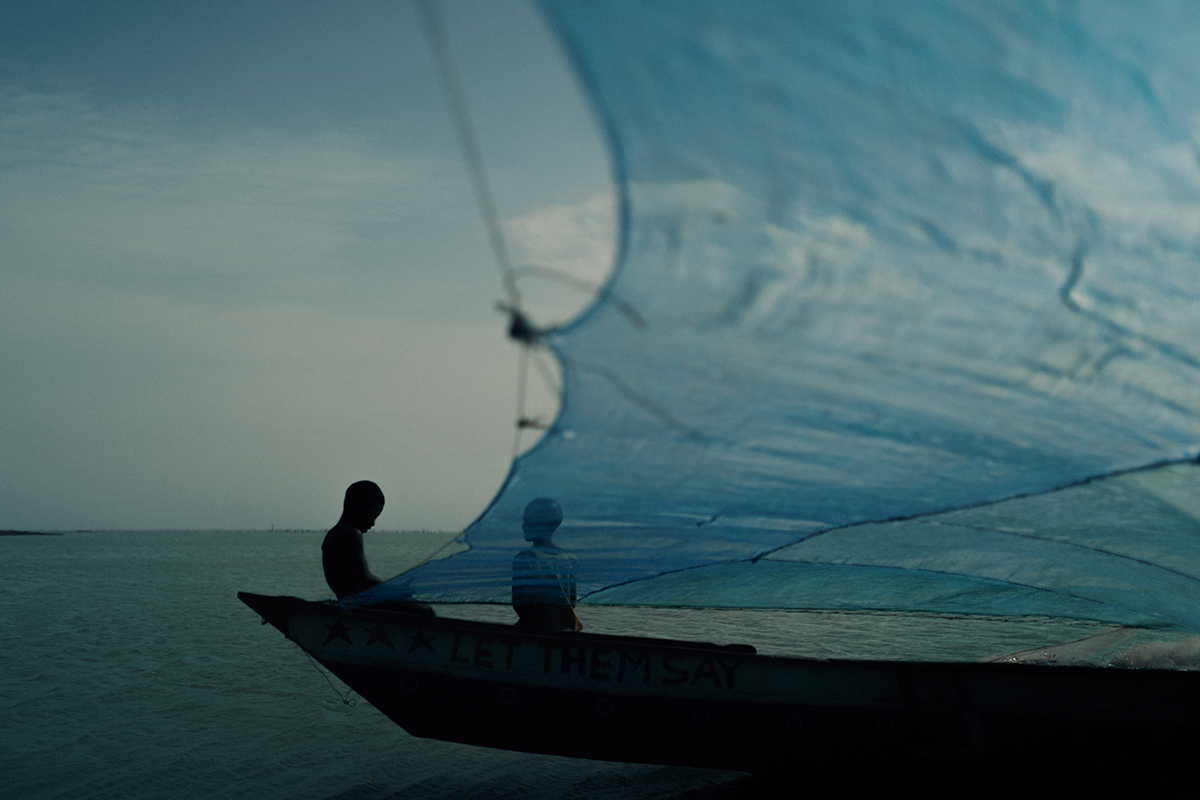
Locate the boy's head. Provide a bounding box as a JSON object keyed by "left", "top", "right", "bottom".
{"left": 522, "top": 498, "right": 563, "bottom": 542}
{"left": 344, "top": 480, "right": 385, "bottom": 530}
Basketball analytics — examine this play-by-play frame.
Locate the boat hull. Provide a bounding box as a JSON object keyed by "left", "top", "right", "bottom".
{"left": 239, "top": 593, "right": 1200, "bottom": 770}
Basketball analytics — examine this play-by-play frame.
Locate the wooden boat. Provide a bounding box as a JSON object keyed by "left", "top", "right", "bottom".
{"left": 242, "top": 2, "right": 1200, "bottom": 774}
{"left": 239, "top": 592, "right": 1200, "bottom": 770}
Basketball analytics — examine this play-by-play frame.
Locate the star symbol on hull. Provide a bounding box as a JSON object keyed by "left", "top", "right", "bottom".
{"left": 323, "top": 618, "right": 353, "bottom": 645}
{"left": 408, "top": 630, "right": 435, "bottom": 652}
{"left": 366, "top": 624, "right": 394, "bottom": 648}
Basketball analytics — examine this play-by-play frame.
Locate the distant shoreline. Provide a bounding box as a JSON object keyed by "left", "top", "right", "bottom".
{"left": 1, "top": 530, "right": 64, "bottom": 536}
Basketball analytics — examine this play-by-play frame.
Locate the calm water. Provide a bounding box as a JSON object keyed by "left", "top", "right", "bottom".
{"left": 3, "top": 531, "right": 1195, "bottom": 799}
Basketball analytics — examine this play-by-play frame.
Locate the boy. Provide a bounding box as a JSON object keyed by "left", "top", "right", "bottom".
{"left": 512, "top": 498, "right": 583, "bottom": 631}
{"left": 322, "top": 480, "right": 434, "bottom": 616}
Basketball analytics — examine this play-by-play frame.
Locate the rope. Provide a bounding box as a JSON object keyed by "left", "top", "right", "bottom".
{"left": 513, "top": 346, "right": 530, "bottom": 460}
{"left": 530, "top": 347, "right": 561, "bottom": 398}
{"left": 416, "top": 0, "right": 521, "bottom": 309}
{"left": 304, "top": 651, "right": 356, "bottom": 706}
{"left": 416, "top": 0, "right": 611, "bottom": 464}
{"left": 418, "top": 0, "right": 553, "bottom": 455}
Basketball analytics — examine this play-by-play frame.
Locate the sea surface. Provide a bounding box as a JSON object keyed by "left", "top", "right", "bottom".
{"left": 4, "top": 530, "right": 1197, "bottom": 799}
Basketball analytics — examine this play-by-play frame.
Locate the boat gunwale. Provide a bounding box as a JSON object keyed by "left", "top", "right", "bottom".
{"left": 239, "top": 592, "right": 1200, "bottom": 678}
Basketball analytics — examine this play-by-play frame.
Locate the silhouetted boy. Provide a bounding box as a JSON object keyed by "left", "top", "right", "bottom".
{"left": 512, "top": 498, "right": 582, "bottom": 631}
{"left": 322, "top": 480, "right": 433, "bottom": 615}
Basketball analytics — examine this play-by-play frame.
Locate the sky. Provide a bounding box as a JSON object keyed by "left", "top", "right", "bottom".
{"left": 0, "top": 0, "right": 616, "bottom": 532}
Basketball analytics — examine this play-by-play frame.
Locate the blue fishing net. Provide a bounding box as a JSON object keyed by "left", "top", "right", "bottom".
{"left": 357, "top": 0, "right": 1200, "bottom": 629}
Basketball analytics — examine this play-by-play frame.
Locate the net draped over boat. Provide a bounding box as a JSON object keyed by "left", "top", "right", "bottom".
{"left": 356, "top": 0, "right": 1200, "bottom": 630}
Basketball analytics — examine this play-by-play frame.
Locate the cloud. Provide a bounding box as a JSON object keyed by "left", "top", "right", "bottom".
{"left": 0, "top": 82, "right": 523, "bottom": 530}
{"left": 505, "top": 192, "right": 616, "bottom": 280}
{"left": 0, "top": 82, "right": 483, "bottom": 315}
{"left": 502, "top": 193, "right": 617, "bottom": 328}
{"left": 994, "top": 115, "right": 1200, "bottom": 240}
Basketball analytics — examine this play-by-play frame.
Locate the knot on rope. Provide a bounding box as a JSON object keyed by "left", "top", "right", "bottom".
{"left": 501, "top": 304, "right": 542, "bottom": 345}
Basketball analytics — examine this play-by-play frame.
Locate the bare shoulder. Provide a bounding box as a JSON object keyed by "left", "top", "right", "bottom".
{"left": 322, "top": 523, "right": 363, "bottom": 552}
